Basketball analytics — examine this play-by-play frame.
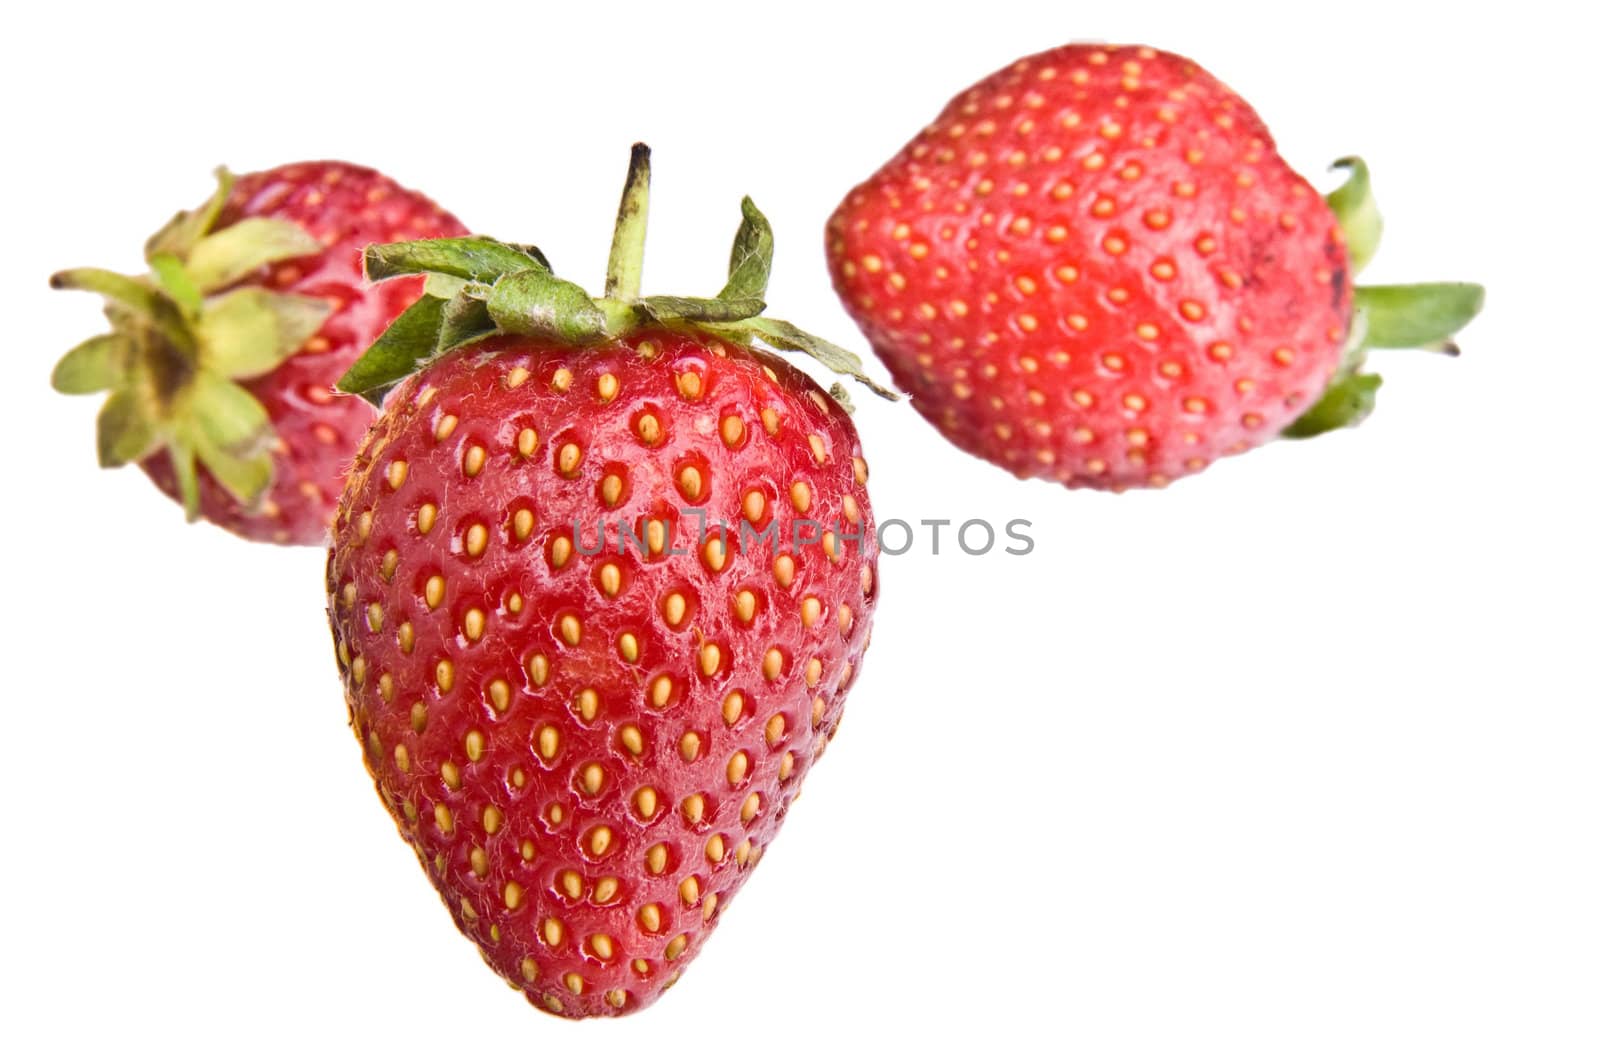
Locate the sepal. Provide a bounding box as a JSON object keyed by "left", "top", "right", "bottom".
{"left": 1355, "top": 283, "right": 1484, "bottom": 350}
{"left": 186, "top": 218, "right": 324, "bottom": 292}
{"left": 52, "top": 335, "right": 127, "bottom": 394}
{"left": 196, "top": 288, "right": 332, "bottom": 380}
{"left": 1326, "top": 158, "right": 1382, "bottom": 275}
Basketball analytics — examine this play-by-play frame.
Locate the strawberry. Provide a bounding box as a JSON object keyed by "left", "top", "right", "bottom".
{"left": 827, "top": 43, "right": 1484, "bottom": 489}
{"left": 326, "top": 146, "right": 888, "bottom": 1017}
{"left": 51, "top": 161, "right": 466, "bottom": 543}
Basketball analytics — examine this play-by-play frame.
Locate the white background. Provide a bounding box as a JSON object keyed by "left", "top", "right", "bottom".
{"left": 4, "top": 1, "right": 1595, "bottom": 1060}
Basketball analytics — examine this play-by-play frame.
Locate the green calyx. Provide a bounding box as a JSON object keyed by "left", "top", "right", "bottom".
{"left": 51, "top": 168, "right": 332, "bottom": 517}
{"left": 1284, "top": 158, "right": 1486, "bottom": 439}
{"left": 339, "top": 143, "right": 897, "bottom": 406}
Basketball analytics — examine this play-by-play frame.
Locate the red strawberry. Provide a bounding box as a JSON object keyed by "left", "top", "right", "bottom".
{"left": 827, "top": 43, "right": 1483, "bottom": 489}
{"left": 326, "top": 146, "right": 887, "bottom": 1017}
{"left": 52, "top": 161, "right": 466, "bottom": 543}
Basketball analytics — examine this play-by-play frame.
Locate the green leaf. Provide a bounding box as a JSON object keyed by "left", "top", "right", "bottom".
{"left": 719, "top": 196, "right": 774, "bottom": 302}
{"left": 1326, "top": 157, "right": 1383, "bottom": 276}
{"left": 183, "top": 370, "right": 273, "bottom": 453}
{"left": 605, "top": 143, "right": 652, "bottom": 302}
{"left": 337, "top": 294, "right": 448, "bottom": 405}
{"left": 437, "top": 286, "right": 499, "bottom": 352}
{"left": 425, "top": 273, "right": 468, "bottom": 300}
{"left": 828, "top": 382, "right": 856, "bottom": 414}
{"left": 145, "top": 168, "right": 236, "bottom": 261}
{"left": 185, "top": 218, "right": 323, "bottom": 292}
{"left": 736, "top": 316, "right": 899, "bottom": 399}
{"left": 638, "top": 295, "right": 765, "bottom": 323}
{"left": 168, "top": 439, "right": 203, "bottom": 521}
{"left": 365, "top": 237, "right": 547, "bottom": 284}
{"left": 1282, "top": 372, "right": 1383, "bottom": 438}
{"left": 486, "top": 269, "right": 606, "bottom": 344}
{"left": 148, "top": 252, "right": 204, "bottom": 315}
{"left": 51, "top": 268, "right": 195, "bottom": 356}
{"left": 1356, "top": 283, "right": 1485, "bottom": 350}
{"left": 196, "top": 288, "right": 332, "bottom": 380}
{"left": 95, "top": 389, "right": 158, "bottom": 467}
{"left": 52, "top": 335, "right": 126, "bottom": 394}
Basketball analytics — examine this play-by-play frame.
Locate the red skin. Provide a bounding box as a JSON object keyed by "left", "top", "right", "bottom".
{"left": 827, "top": 43, "right": 1351, "bottom": 489}
{"left": 326, "top": 331, "right": 878, "bottom": 1017}
{"left": 143, "top": 162, "right": 467, "bottom": 543}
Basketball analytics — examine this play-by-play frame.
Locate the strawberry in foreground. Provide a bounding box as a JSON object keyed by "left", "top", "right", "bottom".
{"left": 326, "top": 146, "right": 886, "bottom": 1017}
{"left": 51, "top": 162, "right": 466, "bottom": 543}
{"left": 827, "top": 43, "right": 1485, "bottom": 490}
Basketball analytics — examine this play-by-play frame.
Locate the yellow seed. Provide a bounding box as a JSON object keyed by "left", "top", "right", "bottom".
{"left": 618, "top": 632, "right": 639, "bottom": 662}
{"left": 632, "top": 959, "right": 650, "bottom": 975}
{"left": 417, "top": 502, "right": 438, "bottom": 534}
{"left": 597, "top": 373, "right": 620, "bottom": 401}
{"left": 410, "top": 700, "right": 427, "bottom": 734}
{"left": 559, "top": 614, "right": 582, "bottom": 645}
{"left": 679, "top": 732, "right": 701, "bottom": 762}
{"left": 513, "top": 507, "right": 535, "bottom": 540}
{"left": 805, "top": 657, "right": 822, "bottom": 687}
{"left": 646, "top": 520, "right": 667, "bottom": 556}
{"left": 605, "top": 989, "right": 627, "bottom": 1008}
{"left": 619, "top": 724, "right": 644, "bottom": 756}
{"left": 761, "top": 408, "right": 780, "bottom": 435}
{"left": 589, "top": 825, "right": 612, "bottom": 855}
{"left": 635, "top": 786, "right": 658, "bottom": 819}
{"left": 434, "top": 414, "right": 458, "bottom": 441}
{"left": 720, "top": 415, "right": 745, "bottom": 446}
{"left": 779, "top": 751, "right": 795, "bottom": 780}
{"left": 645, "top": 843, "right": 668, "bottom": 874}
{"left": 436, "top": 659, "right": 455, "bottom": 692}
{"left": 550, "top": 535, "right": 572, "bottom": 568}
{"left": 800, "top": 597, "right": 822, "bottom": 627}
{"left": 636, "top": 413, "right": 662, "bottom": 444}
{"left": 520, "top": 957, "right": 540, "bottom": 983}
{"left": 823, "top": 531, "right": 841, "bottom": 561}
{"left": 740, "top": 793, "right": 761, "bottom": 824}
{"left": 838, "top": 604, "right": 854, "bottom": 636}
{"left": 808, "top": 434, "right": 827, "bottom": 463}
{"left": 682, "top": 794, "right": 705, "bottom": 823}
{"left": 765, "top": 714, "right": 786, "bottom": 745}
{"left": 773, "top": 555, "right": 795, "bottom": 587}
{"left": 665, "top": 934, "right": 687, "bottom": 961}
{"left": 560, "top": 870, "right": 582, "bottom": 898}
{"left": 702, "top": 893, "right": 719, "bottom": 920}
{"left": 394, "top": 744, "right": 410, "bottom": 773}
{"left": 434, "top": 803, "right": 453, "bottom": 833}
{"left": 680, "top": 877, "right": 700, "bottom": 906}
{"left": 425, "top": 574, "right": 445, "bottom": 609}
{"left": 504, "top": 882, "right": 523, "bottom": 909}
{"left": 639, "top": 904, "right": 662, "bottom": 933}
{"left": 366, "top": 602, "right": 384, "bottom": 632}
{"left": 463, "top": 607, "right": 486, "bottom": 641}
{"left": 650, "top": 675, "right": 673, "bottom": 708}
{"left": 564, "top": 972, "right": 583, "bottom": 994}
{"left": 488, "top": 678, "right": 510, "bottom": 712}
{"left": 463, "top": 445, "right": 486, "bottom": 477}
{"left": 599, "top": 563, "right": 622, "bottom": 597}
{"left": 763, "top": 647, "right": 784, "bottom": 680}
{"left": 703, "top": 536, "right": 727, "bottom": 571}
{"left": 663, "top": 592, "right": 687, "bottom": 626}
{"left": 601, "top": 473, "right": 624, "bottom": 507}
{"left": 543, "top": 917, "right": 564, "bottom": 946}
{"left": 789, "top": 481, "right": 813, "bottom": 513}
{"left": 465, "top": 730, "right": 486, "bottom": 762}
{"left": 516, "top": 427, "right": 538, "bottom": 457}
{"left": 590, "top": 933, "right": 615, "bottom": 960}
{"left": 706, "top": 835, "right": 726, "bottom": 862}
{"left": 577, "top": 688, "right": 599, "bottom": 721}
{"left": 557, "top": 442, "right": 581, "bottom": 476}
{"left": 727, "top": 751, "right": 749, "bottom": 785}
{"left": 505, "top": 366, "right": 530, "bottom": 389}
{"left": 700, "top": 643, "right": 721, "bottom": 675}
{"left": 527, "top": 652, "right": 550, "bottom": 686}
{"left": 852, "top": 456, "right": 869, "bottom": 485}
{"left": 536, "top": 725, "right": 560, "bottom": 760}
{"left": 734, "top": 589, "right": 758, "bottom": 623}
{"left": 678, "top": 466, "right": 703, "bottom": 499}
{"left": 594, "top": 877, "right": 619, "bottom": 903}
{"left": 811, "top": 696, "right": 826, "bottom": 725}
{"left": 581, "top": 763, "right": 604, "bottom": 794}
{"left": 441, "top": 762, "right": 460, "bottom": 789}
{"left": 676, "top": 371, "right": 702, "bottom": 399}
{"left": 483, "top": 806, "right": 503, "bottom": 833}
{"left": 381, "top": 549, "right": 399, "bottom": 583}
{"left": 743, "top": 489, "right": 765, "bottom": 523}
{"left": 541, "top": 994, "right": 562, "bottom": 1013}
{"left": 722, "top": 690, "right": 745, "bottom": 726}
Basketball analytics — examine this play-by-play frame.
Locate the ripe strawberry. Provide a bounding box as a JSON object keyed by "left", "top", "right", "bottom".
{"left": 52, "top": 161, "right": 466, "bottom": 543}
{"left": 326, "top": 146, "right": 887, "bottom": 1017}
{"left": 827, "top": 43, "right": 1483, "bottom": 489}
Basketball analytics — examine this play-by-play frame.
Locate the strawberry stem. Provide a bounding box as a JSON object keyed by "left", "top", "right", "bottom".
{"left": 604, "top": 143, "right": 651, "bottom": 304}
